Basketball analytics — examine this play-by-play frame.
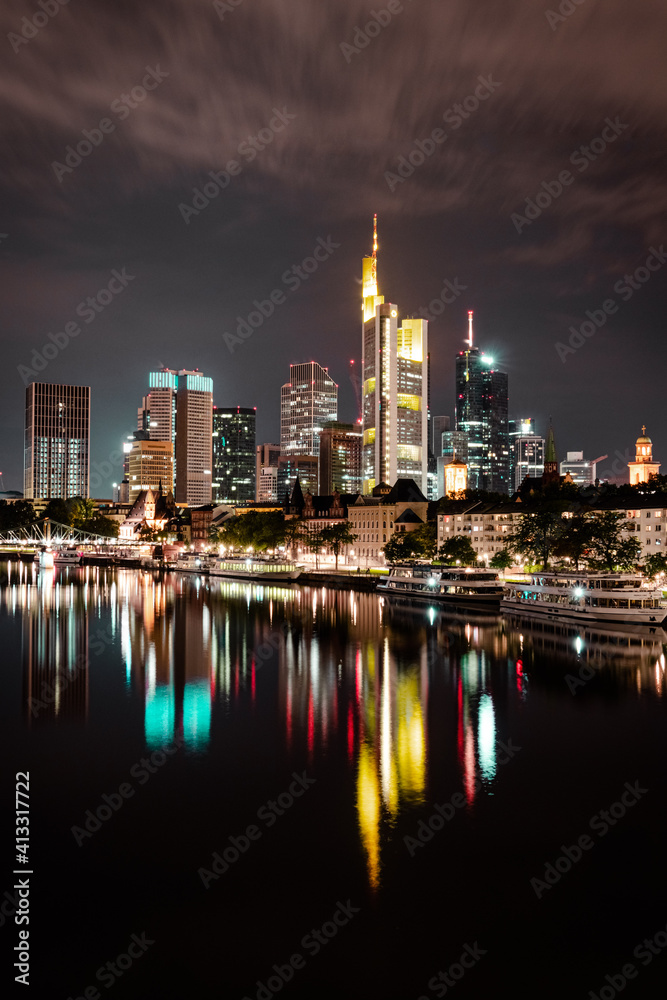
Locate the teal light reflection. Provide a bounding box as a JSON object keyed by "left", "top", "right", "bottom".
{"left": 478, "top": 693, "right": 497, "bottom": 781}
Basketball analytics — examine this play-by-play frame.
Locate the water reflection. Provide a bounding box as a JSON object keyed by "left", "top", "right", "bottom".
{"left": 2, "top": 562, "right": 666, "bottom": 891}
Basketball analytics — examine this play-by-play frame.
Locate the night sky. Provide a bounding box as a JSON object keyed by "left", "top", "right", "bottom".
{"left": 1, "top": 0, "right": 665, "bottom": 493}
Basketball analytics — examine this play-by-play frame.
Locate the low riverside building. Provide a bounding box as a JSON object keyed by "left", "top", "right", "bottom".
{"left": 437, "top": 492, "right": 667, "bottom": 564}
{"left": 284, "top": 478, "right": 360, "bottom": 567}
{"left": 437, "top": 500, "right": 521, "bottom": 564}
{"left": 348, "top": 479, "right": 428, "bottom": 566}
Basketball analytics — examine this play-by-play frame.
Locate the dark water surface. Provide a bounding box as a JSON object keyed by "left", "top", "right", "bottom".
{"left": 2, "top": 561, "right": 667, "bottom": 999}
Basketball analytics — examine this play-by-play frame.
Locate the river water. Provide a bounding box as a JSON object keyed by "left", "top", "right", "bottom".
{"left": 1, "top": 561, "right": 666, "bottom": 999}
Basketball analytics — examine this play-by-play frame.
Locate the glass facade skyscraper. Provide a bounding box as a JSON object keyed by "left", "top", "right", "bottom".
{"left": 280, "top": 362, "right": 337, "bottom": 457}
{"left": 212, "top": 406, "right": 256, "bottom": 504}
{"left": 455, "top": 331, "right": 509, "bottom": 494}
{"left": 24, "top": 382, "right": 90, "bottom": 499}
{"left": 361, "top": 218, "right": 428, "bottom": 494}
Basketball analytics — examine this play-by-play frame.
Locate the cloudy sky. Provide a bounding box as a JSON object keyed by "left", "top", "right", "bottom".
{"left": 1, "top": 0, "right": 665, "bottom": 491}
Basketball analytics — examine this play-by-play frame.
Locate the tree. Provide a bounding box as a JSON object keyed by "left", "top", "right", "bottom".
{"left": 71, "top": 498, "right": 97, "bottom": 528}
{"left": 319, "top": 522, "right": 357, "bottom": 571}
{"left": 41, "top": 498, "right": 73, "bottom": 526}
{"left": 438, "top": 535, "right": 478, "bottom": 566}
{"left": 552, "top": 513, "right": 593, "bottom": 569}
{"left": 509, "top": 511, "right": 564, "bottom": 569}
{"left": 644, "top": 553, "right": 667, "bottom": 580}
{"left": 85, "top": 513, "right": 119, "bottom": 538}
{"left": 0, "top": 500, "right": 36, "bottom": 532}
{"left": 306, "top": 529, "right": 327, "bottom": 570}
{"left": 411, "top": 521, "right": 437, "bottom": 560}
{"left": 382, "top": 532, "right": 422, "bottom": 564}
{"left": 282, "top": 516, "right": 305, "bottom": 558}
{"left": 490, "top": 548, "right": 513, "bottom": 573}
{"left": 584, "top": 511, "right": 642, "bottom": 572}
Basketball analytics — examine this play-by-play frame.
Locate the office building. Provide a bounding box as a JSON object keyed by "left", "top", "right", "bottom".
{"left": 255, "top": 443, "right": 281, "bottom": 501}
{"left": 454, "top": 311, "right": 509, "bottom": 494}
{"left": 432, "top": 415, "right": 450, "bottom": 455}
{"left": 128, "top": 440, "right": 174, "bottom": 502}
{"left": 212, "top": 406, "right": 256, "bottom": 504}
{"left": 277, "top": 455, "right": 319, "bottom": 499}
{"left": 146, "top": 369, "right": 178, "bottom": 444}
{"left": 174, "top": 371, "right": 213, "bottom": 505}
{"left": 510, "top": 418, "right": 545, "bottom": 492}
{"left": 24, "top": 382, "right": 90, "bottom": 499}
{"left": 143, "top": 368, "right": 213, "bottom": 505}
{"left": 361, "top": 216, "right": 428, "bottom": 494}
{"left": 560, "top": 451, "right": 605, "bottom": 486}
{"left": 280, "top": 362, "right": 337, "bottom": 457}
{"left": 319, "top": 421, "right": 362, "bottom": 494}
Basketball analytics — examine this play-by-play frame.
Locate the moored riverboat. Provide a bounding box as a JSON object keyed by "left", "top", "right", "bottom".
{"left": 502, "top": 571, "right": 667, "bottom": 626}
{"left": 207, "top": 556, "right": 302, "bottom": 582}
{"left": 377, "top": 563, "right": 503, "bottom": 606}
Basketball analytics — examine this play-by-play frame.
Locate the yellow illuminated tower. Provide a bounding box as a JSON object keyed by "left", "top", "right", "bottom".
{"left": 361, "top": 217, "right": 428, "bottom": 493}
{"left": 628, "top": 426, "right": 660, "bottom": 485}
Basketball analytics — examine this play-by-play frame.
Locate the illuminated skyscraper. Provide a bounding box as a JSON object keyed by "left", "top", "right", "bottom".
{"left": 455, "top": 312, "right": 509, "bottom": 494}
{"left": 361, "top": 216, "right": 428, "bottom": 494}
{"left": 280, "top": 361, "right": 337, "bottom": 456}
{"left": 212, "top": 406, "right": 256, "bottom": 504}
{"left": 174, "top": 371, "right": 213, "bottom": 505}
{"left": 24, "top": 382, "right": 90, "bottom": 499}
{"left": 146, "top": 369, "right": 178, "bottom": 444}
{"left": 319, "top": 421, "right": 362, "bottom": 494}
{"left": 128, "top": 439, "right": 174, "bottom": 502}
{"left": 509, "top": 418, "right": 545, "bottom": 492}
{"left": 255, "top": 443, "right": 281, "bottom": 501}
{"left": 144, "top": 368, "right": 213, "bottom": 505}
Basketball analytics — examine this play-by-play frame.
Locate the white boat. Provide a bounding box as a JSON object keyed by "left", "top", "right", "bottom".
{"left": 53, "top": 546, "right": 82, "bottom": 565}
{"left": 502, "top": 572, "right": 667, "bottom": 626}
{"left": 208, "top": 556, "right": 302, "bottom": 582}
{"left": 378, "top": 564, "right": 503, "bottom": 606}
{"left": 173, "top": 553, "right": 209, "bottom": 574}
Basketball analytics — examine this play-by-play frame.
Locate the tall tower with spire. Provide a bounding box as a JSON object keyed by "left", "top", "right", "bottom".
{"left": 542, "top": 420, "right": 559, "bottom": 484}
{"left": 361, "top": 217, "right": 428, "bottom": 494}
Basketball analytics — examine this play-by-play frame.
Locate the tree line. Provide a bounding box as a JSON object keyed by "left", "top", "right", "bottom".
{"left": 0, "top": 498, "right": 119, "bottom": 537}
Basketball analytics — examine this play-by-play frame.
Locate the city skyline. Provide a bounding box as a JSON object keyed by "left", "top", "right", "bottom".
{"left": 1, "top": 3, "right": 665, "bottom": 493}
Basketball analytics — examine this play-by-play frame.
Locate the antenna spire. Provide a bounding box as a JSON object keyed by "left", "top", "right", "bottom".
{"left": 467, "top": 310, "right": 474, "bottom": 348}
{"left": 371, "top": 213, "right": 378, "bottom": 285}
